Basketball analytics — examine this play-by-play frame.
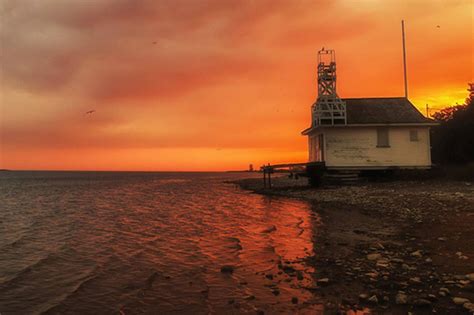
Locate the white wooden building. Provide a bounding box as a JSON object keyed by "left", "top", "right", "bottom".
{"left": 301, "top": 49, "right": 436, "bottom": 170}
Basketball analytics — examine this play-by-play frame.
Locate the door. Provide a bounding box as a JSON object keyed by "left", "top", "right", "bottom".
{"left": 318, "top": 133, "right": 325, "bottom": 161}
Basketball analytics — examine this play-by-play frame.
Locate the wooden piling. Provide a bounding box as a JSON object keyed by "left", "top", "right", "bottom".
{"left": 261, "top": 161, "right": 325, "bottom": 189}
{"left": 263, "top": 168, "right": 267, "bottom": 188}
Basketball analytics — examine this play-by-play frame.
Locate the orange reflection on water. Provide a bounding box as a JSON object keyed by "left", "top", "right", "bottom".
{"left": 0, "top": 172, "right": 325, "bottom": 313}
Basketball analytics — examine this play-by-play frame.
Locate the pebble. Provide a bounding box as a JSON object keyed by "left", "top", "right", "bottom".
{"left": 365, "top": 272, "right": 378, "bottom": 278}
{"left": 282, "top": 265, "right": 296, "bottom": 274}
{"left": 359, "top": 293, "right": 368, "bottom": 300}
{"left": 296, "top": 271, "right": 304, "bottom": 280}
{"left": 453, "top": 297, "right": 470, "bottom": 305}
{"left": 376, "top": 258, "right": 390, "bottom": 266}
{"left": 402, "top": 264, "right": 416, "bottom": 271}
{"left": 428, "top": 294, "right": 437, "bottom": 301}
{"left": 367, "top": 253, "right": 382, "bottom": 261}
{"left": 455, "top": 252, "right": 468, "bottom": 259}
{"left": 261, "top": 225, "right": 277, "bottom": 233}
{"left": 368, "top": 295, "right": 378, "bottom": 304}
{"left": 413, "top": 299, "right": 431, "bottom": 306}
{"left": 318, "top": 278, "right": 329, "bottom": 285}
{"left": 464, "top": 303, "right": 474, "bottom": 312}
{"left": 409, "top": 277, "right": 421, "bottom": 284}
{"left": 220, "top": 265, "right": 235, "bottom": 273}
{"left": 396, "top": 293, "right": 408, "bottom": 305}
{"left": 411, "top": 250, "right": 422, "bottom": 258}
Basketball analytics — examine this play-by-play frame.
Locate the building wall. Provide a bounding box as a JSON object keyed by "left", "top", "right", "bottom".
{"left": 308, "top": 132, "right": 323, "bottom": 162}
{"left": 308, "top": 126, "right": 432, "bottom": 168}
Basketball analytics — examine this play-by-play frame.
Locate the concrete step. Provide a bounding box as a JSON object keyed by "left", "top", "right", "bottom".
{"left": 324, "top": 171, "right": 363, "bottom": 185}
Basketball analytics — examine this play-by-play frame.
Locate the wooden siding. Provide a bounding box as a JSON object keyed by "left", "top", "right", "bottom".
{"left": 308, "top": 126, "right": 432, "bottom": 168}
{"left": 308, "top": 133, "right": 324, "bottom": 162}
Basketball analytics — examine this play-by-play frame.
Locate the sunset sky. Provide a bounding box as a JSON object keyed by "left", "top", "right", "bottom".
{"left": 1, "top": 0, "right": 473, "bottom": 171}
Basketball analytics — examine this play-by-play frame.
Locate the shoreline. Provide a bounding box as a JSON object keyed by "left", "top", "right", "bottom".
{"left": 233, "top": 176, "right": 474, "bottom": 314}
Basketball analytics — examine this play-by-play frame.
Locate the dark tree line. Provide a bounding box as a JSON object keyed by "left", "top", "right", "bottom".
{"left": 431, "top": 85, "right": 474, "bottom": 164}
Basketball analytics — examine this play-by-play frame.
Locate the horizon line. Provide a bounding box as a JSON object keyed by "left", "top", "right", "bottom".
{"left": 0, "top": 169, "right": 254, "bottom": 173}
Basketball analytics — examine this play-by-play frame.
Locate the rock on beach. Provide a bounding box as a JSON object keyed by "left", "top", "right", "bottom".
{"left": 261, "top": 225, "right": 277, "bottom": 233}
{"left": 220, "top": 265, "right": 235, "bottom": 273}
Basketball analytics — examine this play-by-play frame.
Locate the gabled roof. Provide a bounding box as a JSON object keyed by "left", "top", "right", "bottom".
{"left": 343, "top": 97, "right": 433, "bottom": 124}
{"left": 301, "top": 97, "right": 436, "bottom": 135}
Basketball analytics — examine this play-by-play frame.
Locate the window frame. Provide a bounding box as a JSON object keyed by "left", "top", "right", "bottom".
{"left": 409, "top": 129, "right": 419, "bottom": 142}
{"left": 376, "top": 127, "right": 390, "bottom": 148}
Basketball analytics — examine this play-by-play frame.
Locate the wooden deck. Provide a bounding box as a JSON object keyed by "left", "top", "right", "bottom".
{"left": 261, "top": 162, "right": 326, "bottom": 188}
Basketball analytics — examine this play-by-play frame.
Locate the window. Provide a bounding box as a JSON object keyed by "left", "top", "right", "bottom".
{"left": 377, "top": 128, "right": 390, "bottom": 147}
{"left": 410, "top": 130, "right": 419, "bottom": 142}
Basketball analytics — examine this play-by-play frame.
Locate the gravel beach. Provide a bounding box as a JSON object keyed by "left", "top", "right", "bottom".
{"left": 234, "top": 176, "right": 474, "bottom": 314}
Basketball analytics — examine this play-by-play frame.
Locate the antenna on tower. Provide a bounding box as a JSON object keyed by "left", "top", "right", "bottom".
{"left": 401, "top": 20, "right": 408, "bottom": 98}
{"left": 311, "top": 48, "right": 346, "bottom": 126}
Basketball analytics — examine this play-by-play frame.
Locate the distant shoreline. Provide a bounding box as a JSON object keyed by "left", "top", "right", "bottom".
{"left": 0, "top": 169, "right": 233, "bottom": 173}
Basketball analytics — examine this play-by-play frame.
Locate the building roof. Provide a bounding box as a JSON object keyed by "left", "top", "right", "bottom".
{"left": 301, "top": 97, "right": 436, "bottom": 135}
{"left": 343, "top": 97, "right": 433, "bottom": 124}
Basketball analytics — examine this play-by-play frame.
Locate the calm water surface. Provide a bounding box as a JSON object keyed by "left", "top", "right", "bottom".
{"left": 0, "top": 171, "right": 321, "bottom": 314}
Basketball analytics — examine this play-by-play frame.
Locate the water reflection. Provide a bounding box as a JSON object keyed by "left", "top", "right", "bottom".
{"left": 0, "top": 172, "right": 322, "bottom": 314}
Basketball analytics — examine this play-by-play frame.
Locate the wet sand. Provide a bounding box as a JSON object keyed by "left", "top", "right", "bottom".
{"left": 234, "top": 176, "right": 474, "bottom": 314}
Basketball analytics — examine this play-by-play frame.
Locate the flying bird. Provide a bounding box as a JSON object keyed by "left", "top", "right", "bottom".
{"left": 85, "top": 110, "right": 96, "bottom": 115}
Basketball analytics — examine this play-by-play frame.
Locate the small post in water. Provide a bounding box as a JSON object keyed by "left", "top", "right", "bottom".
{"left": 267, "top": 163, "right": 272, "bottom": 189}
{"left": 263, "top": 166, "right": 267, "bottom": 188}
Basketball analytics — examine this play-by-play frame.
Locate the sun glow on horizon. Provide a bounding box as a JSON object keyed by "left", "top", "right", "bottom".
{"left": 1, "top": 0, "right": 472, "bottom": 171}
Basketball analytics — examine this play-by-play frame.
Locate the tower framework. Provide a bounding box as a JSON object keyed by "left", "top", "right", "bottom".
{"left": 311, "top": 49, "right": 346, "bottom": 126}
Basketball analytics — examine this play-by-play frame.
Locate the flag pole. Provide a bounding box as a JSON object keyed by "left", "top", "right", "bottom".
{"left": 401, "top": 20, "right": 408, "bottom": 98}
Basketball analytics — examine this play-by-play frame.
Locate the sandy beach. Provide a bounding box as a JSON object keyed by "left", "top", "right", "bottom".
{"left": 234, "top": 176, "right": 474, "bottom": 314}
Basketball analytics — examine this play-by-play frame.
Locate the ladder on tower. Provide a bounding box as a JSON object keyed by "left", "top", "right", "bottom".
{"left": 312, "top": 49, "right": 347, "bottom": 126}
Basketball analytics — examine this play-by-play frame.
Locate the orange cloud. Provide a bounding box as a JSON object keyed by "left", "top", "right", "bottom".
{"left": 1, "top": 0, "right": 472, "bottom": 170}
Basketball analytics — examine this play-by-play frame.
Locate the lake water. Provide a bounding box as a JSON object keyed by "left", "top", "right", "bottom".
{"left": 0, "top": 171, "right": 322, "bottom": 314}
